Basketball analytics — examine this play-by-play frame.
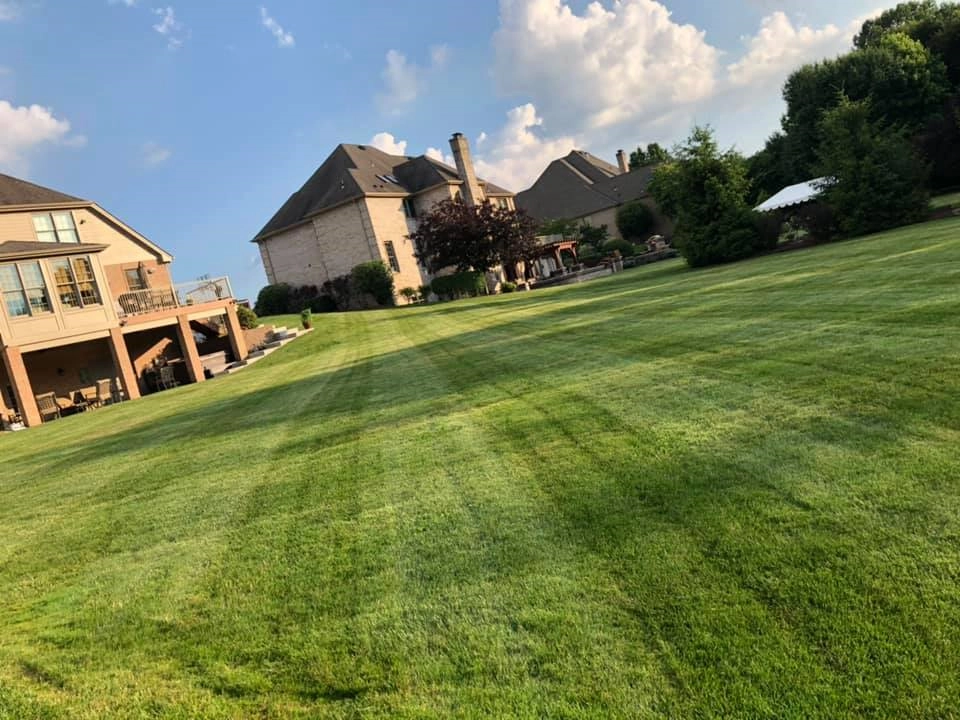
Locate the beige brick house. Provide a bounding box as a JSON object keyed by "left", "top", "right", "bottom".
{"left": 0, "top": 173, "right": 247, "bottom": 428}
{"left": 253, "top": 134, "right": 515, "bottom": 297}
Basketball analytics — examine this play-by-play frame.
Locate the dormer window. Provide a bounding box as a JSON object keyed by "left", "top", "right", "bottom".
{"left": 33, "top": 212, "right": 79, "bottom": 244}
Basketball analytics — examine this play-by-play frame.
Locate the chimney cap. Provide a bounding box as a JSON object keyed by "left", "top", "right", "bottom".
{"left": 451, "top": 132, "right": 464, "bottom": 139}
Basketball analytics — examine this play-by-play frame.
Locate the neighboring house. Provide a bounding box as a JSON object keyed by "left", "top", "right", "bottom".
{"left": 0, "top": 173, "right": 247, "bottom": 428}
{"left": 253, "top": 134, "right": 515, "bottom": 297}
{"left": 516, "top": 149, "right": 672, "bottom": 245}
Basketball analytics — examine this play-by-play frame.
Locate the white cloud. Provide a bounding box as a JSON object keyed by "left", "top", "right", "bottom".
{"left": 108, "top": 0, "right": 137, "bottom": 6}
{"left": 473, "top": 103, "right": 578, "bottom": 191}
{"left": 727, "top": 11, "right": 864, "bottom": 88}
{"left": 0, "top": 101, "right": 80, "bottom": 173}
{"left": 260, "top": 6, "right": 295, "bottom": 48}
{"left": 425, "top": 147, "right": 454, "bottom": 166}
{"left": 369, "top": 132, "right": 407, "bottom": 155}
{"left": 376, "top": 44, "right": 450, "bottom": 114}
{"left": 0, "top": 1, "right": 18, "bottom": 21}
{"left": 152, "top": 6, "right": 184, "bottom": 50}
{"left": 494, "top": 0, "right": 719, "bottom": 133}
{"left": 142, "top": 141, "right": 172, "bottom": 167}
{"left": 476, "top": 132, "right": 488, "bottom": 146}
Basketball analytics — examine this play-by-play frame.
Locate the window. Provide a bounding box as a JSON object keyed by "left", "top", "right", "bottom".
{"left": 497, "top": 197, "right": 511, "bottom": 210}
{"left": 50, "top": 256, "right": 101, "bottom": 309}
{"left": 125, "top": 267, "right": 147, "bottom": 291}
{"left": 33, "top": 212, "right": 79, "bottom": 244}
{"left": 383, "top": 241, "right": 401, "bottom": 273}
{"left": 376, "top": 174, "right": 401, "bottom": 185}
{"left": 402, "top": 198, "right": 417, "bottom": 219}
{"left": 0, "top": 262, "right": 52, "bottom": 317}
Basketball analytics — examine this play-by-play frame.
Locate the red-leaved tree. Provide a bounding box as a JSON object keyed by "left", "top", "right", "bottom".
{"left": 410, "top": 200, "right": 540, "bottom": 274}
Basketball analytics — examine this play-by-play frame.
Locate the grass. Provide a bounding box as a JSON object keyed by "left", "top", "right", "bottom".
{"left": 930, "top": 190, "right": 960, "bottom": 209}
{"left": 2, "top": 218, "right": 960, "bottom": 718}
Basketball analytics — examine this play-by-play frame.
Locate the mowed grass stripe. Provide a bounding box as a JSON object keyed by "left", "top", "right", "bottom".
{"left": 0, "top": 218, "right": 959, "bottom": 717}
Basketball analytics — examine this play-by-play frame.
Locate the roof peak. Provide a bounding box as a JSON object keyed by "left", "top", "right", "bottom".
{"left": 0, "top": 172, "right": 87, "bottom": 208}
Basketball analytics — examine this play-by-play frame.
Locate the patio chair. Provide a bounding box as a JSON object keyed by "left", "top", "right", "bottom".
{"left": 158, "top": 365, "right": 180, "bottom": 390}
{"left": 94, "top": 379, "right": 113, "bottom": 407}
{"left": 35, "top": 392, "right": 61, "bottom": 422}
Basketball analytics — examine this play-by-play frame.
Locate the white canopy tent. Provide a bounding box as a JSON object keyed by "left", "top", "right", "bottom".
{"left": 754, "top": 177, "right": 831, "bottom": 213}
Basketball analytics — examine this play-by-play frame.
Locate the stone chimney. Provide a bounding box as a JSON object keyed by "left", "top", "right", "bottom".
{"left": 449, "top": 132, "right": 484, "bottom": 207}
{"left": 616, "top": 149, "right": 628, "bottom": 173}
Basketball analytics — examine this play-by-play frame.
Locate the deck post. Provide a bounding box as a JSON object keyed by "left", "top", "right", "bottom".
{"left": 224, "top": 304, "right": 248, "bottom": 364}
{"left": 2, "top": 346, "right": 41, "bottom": 427}
{"left": 176, "top": 315, "right": 205, "bottom": 384}
{"left": 108, "top": 328, "right": 141, "bottom": 401}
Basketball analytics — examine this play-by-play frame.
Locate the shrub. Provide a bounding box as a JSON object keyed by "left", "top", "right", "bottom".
{"left": 351, "top": 261, "right": 395, "bottom": 307}
{"left": 602, "top": 239, "right": 637, "bottom": 257}
{"left": 501, "top": 281, "right": 517, "bottom": 293}
{"left": 300, "top": 308, "right": 312, "bottom": 328}
{"left": 578, "top": 224, "right": 610, "bottom": 250}
{"left": 431, "top": 271, "right": 486, "bottom": 300}
{"left": 418, "top": 285, "right": 433, "bottom": 302}
{"left": 399, "top": 286, "right": 418, "bottom": 304}
{"left": 236, "top": 305, "right": 258, "bottom": 329}
{"left": 678, "top": 207, "right": 777, "bottom": 267}
{"left": 308, "top": 295, "right": 338, "bottom": 313}
{"left": 616, "top": 200, "right": 655, "bottom": 240}
{"left": 254, "top": 283, "right": 293, "bottom": 316}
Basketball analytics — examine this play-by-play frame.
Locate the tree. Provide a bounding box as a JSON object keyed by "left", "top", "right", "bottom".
{"left": 780, "top": 32, "right": 949, "bottom": 179}
{"left": 816, "top": 96, "right": 930, "bottom": 237}
{"left": 411, "top": 200, "right": 540, "bottom": 274}
{"left": 236, "top": 305, "right": 259, "bottom": 329}
{"left": 628, "top": 142, "right": 672, "bottom": 170}
{"left": 615, "top": 200, "right": 654, "bottom": 240}
{"left": 351, "top": 261, "right": 395, "bottom": 307}
{"left": 648, "top": 126, "right": 776, "bottom": 268}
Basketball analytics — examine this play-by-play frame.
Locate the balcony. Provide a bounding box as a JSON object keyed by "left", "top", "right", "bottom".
{"left": 117, "top": 276, "right": 234, "bottom": 318}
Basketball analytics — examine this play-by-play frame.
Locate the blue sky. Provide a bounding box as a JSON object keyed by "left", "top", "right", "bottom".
{"left": 0, "top": 0, "right": 894, "bottom": 299}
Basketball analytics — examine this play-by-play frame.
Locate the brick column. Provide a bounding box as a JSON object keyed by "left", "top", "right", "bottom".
{"left": 108, "top": 328, "right": 141, "bottom": 401}
{"left": 176, "top": 315, "right": 205, "bottom": 384}
{"left": 2, "top": 346, "right": 41, "bottom": 427}
{"left": 224, "top": 304, "right": 248, "bottom": 363}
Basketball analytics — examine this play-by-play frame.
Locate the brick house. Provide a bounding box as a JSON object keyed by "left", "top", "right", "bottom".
{"left": 0, "top": 173, "right": 247, "bottom": 428}
{"left": 516, "top": 149, "right": 672, "bottom": 249}
{"left": 253, "top": 133, "right": 515, "bottom": 297}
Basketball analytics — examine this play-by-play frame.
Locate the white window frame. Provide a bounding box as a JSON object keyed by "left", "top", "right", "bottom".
{"left": 33, "top": 211, "right": 80, "bottom": 244}
{"left": 383, "top": 241, "right": 401, "bottom": 273}
{"left": 0, "top": 261, "right": 53, "bottom": 318}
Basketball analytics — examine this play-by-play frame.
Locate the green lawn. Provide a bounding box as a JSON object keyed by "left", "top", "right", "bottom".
{"left": 3, "top": 219, "right": 960, "bottom": 718}
{"left": 931, "top": 191, "right": 960, "bottom": 209}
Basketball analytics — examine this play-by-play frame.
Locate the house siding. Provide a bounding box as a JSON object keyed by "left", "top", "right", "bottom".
{"left": 364, "top": 197, "right": 429, "bottom": 295}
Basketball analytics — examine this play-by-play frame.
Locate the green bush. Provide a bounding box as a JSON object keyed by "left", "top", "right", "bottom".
{"left": 254, "top": 283, "right": 293, "bottom": 316}
{"left": 300, "top": 308, "right": 312, "bottom": 328}
{"left": 351, "top": 262, "right": 395, "bottom": 307}
{"left": 236, "top": 305, "right": 258, "bottom": 329}
{"left": 418, "top": 285, "right": 433, "bottom": 302}
{"left": 431, "top": 272, "right": 486, "bottom": 300}
{"left": 678, "top": 207, "right": 777, "bottom": 267}
{"left": 501, "top": 281, "right": 517, "bottom": 293}
{"left": 602, "top": 239, "right": 637, "bottom": 257}
{"left": 616, "top": 200, "right": 655, "bottom": 240}
{"left": 308, "top": 295, "right": 338, "bottom": 313}
{"left": 399, "top": 287, "right": 418, "bottom": 303}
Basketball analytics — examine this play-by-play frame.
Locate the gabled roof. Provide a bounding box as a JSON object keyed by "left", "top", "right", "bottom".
{"left": 0, "top": 172, "right": 173, "bottom": 263}
{"left": 254, "top": 144, "right": 514, "bottom": 241}
{"left": 0, "top": 173, "right": 86, "bottom": 207}
{"left": 515, "top": 150, "right": 655, "bottom": 222}
{"left": 754, "top": 177, "right": 829, "bottom": 212}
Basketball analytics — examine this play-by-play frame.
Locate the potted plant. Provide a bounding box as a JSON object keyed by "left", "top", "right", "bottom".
{"left": 4, "top": 412, "right": 25, "bottom": 432}
{"left": 300, "top": 308, "right": 313, "bottom": 330}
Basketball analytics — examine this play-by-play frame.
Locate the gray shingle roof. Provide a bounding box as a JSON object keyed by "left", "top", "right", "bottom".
{"left": 0, "top": 241, "right": 108, "bottom": 260}
{"left": 0, "top": 173, "right": 85, "bottom": 207}
{"left": 515, "top": 150, "right": 654, "bottom": 223}
{"left": 255, "top": 144, "right": 514, "bottom": 241}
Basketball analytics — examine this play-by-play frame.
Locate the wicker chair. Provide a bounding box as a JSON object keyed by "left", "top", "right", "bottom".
{"left": 158, "top": 365, "right": 180, "bottom": 390}
{"left": 94, "top": 379, "right": 114, "bottom": 407}
{"left": 35, "top": 392, "right": 61, "bottom": 422}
